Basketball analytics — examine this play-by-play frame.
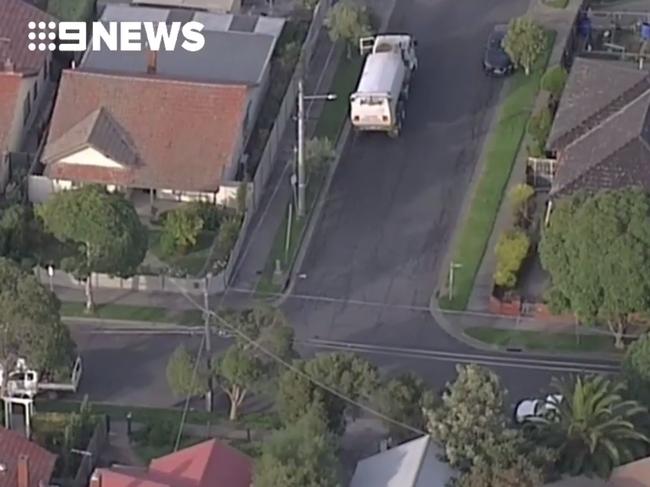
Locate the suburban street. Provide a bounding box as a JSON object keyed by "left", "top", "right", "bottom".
{"left": 282, "top": 0, "right": 541, "bottom": 381}
{"left": 63, "top": 0, "right": 614, "bottom": 410}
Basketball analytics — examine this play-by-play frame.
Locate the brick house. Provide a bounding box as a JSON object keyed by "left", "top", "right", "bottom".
{"left": 0, "top": 426, "right": 57, "bottom": 487}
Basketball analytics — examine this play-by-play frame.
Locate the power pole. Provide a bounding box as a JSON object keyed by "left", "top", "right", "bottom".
{"left": 297, "top": 79, "right": 306, "bottom": 217}
{"left": 203, "top": 274, "right": 213, "bottom": 412}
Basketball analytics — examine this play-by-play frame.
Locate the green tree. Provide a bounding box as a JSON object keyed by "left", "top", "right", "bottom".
{"left": 255, "top": 404, "right": 340, "bottom": 487}
{"left": 213, "top": 346, "right": 263, "bottom": 421}
{"left": 539, "top": 190, "right": 650, "bottom": 348}
{"left": 503, "top": 17, "right": 546, "bottom": 75}
{"left": 508, "top": 183, "right": 535, "bottom": 226}
{"left": 373, "top": 373, "right": 431, "bottom": 443}
{"left": 0, "top": 204, "right": 31, "bottom": 261}
{"left": 37, "top": 185, "right": 147, "bottom": 311}
{"left": 623, "top": 333, "right": 650, "bottom": 407}
{"left": 165, "top": 344, "right": 207, "bottom": 398}
{"left": 527, "top": 375, "right": 649, "bottom": 478}
{"left": 326, "top": 1, "right": 373, "bottom": 58}
{"left": 305, "top": 137, "right": 336, "bottom": 181}
{"left": 215, "top": 216, "right": 241, "bottom": 265}
{"left": 494, "top": 230, "right": 530, "bottom": 288}
{"left": 527, "top": 106, "right": 552, "bottom": 157}
{"left": 160, "top": 207, "right": 204, "bottom": 256}
{"left": 426, "top": 364, "right": 506, "bottom": 470}
{"left": 0, "top": 258, "right": 76, "bottom": 384}
{"left": 541, "top": 65, "right": 568, "bottom": 100}
{"left": 277, "top": 352, "right": 379, "bottom": 434}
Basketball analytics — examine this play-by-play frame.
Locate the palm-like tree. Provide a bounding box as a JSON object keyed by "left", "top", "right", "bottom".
{"left": 526, "top": 375, "right": 649, "bottom": 478}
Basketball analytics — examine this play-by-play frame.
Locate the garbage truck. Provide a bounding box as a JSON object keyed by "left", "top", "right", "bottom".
{"left": 0, "top": 356, "right": 83, "bottom": 399}
{"left": 350, "top": 34, "right": 418, "bottom": 137}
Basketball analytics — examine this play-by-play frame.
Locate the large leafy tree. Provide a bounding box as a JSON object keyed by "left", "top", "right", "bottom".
{"left": 0, "top": 258, "right": 76, "bottom": 384}
{"left": 539, "top": 190, "right": 650, "bottom": 348}
{"left": 165, "top": 344, "right": 207, "bottom": 398}
{"left": 426, "top": 364, "right": 507, "bottom": 469}
{"left": 277, "top": 352, "right": 379, "bottom": 434}
{"left": 503, "top": 17, "right": 546, "bottom": 75}
{"left": 373, "top": 372, "right": 432, "bottom": 443}
{"left": 326, "top": 0, "right": 373, "bottom": 58}
{"left": 526, "top": 375, "right": 649, "bottom": 478}
{"left": 211, "top": 306, "right": 295, "bottom": 420}
{"left": 623, "top": 333, "right": 650, "bottom": 407}
{"left": 255, "top": 404, "right": 340, "bottom": 487}
{"left": 37, "top": 185, "right": 148, "bottom": 311}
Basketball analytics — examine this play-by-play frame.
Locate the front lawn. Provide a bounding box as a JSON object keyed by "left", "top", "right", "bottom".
{"left": 439, "top": 31, "right": 556, "bottom": 310}
{"left": 256, "top": 54, "right": 362, "bottom": 294}
{"left": 465, "top": 327, "right": 619, "bottom": 353}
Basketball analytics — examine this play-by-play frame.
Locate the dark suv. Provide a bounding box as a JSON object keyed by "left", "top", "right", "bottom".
{"left": 483, "top": 25, "right": 514, "bottom": 76}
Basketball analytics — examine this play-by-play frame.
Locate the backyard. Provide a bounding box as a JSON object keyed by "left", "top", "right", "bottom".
{"left": 439, "top": 30, "right": 557, "bottom": 310}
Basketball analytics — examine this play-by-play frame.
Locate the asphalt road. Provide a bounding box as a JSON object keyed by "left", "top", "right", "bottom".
{"left": 280, "top": 0, "right": 576, "bottom": 398}
{"left": 69, "top": 327, "right": 618, "bottom": 409}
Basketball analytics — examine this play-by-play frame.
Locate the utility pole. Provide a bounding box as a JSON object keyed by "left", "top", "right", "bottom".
{"left": 297, "top": 79, "right": 306, "bottom": 217}
{"left": 203, "top": 273, "right": 213, "bottom": 412}
{"left": 296, "top": 80, "right": 336, "bottom": 217}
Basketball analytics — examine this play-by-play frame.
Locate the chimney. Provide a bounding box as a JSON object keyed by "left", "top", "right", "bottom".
{"left": 147, "top": 50, "right": 157, "bottom": 74}
{"left": 90, "top": 470, "right": 102, "bottom": 487}
{"left": 17, "top": 455, "right": 29, "bottom": 487}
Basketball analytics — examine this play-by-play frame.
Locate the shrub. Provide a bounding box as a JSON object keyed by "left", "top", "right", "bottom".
{"left": 160, "top": 208, "right": 204, "bottom": 256}
{"left": 326, "top": 1, "right": 374, "bottom": 57}
{"left": 508, "top": 183, "right": 535, "bottom": 226}
{"left": 217, "top": 217, "right": 241, "bottom": 257}
{"left": 494, "top": 230, "right": 530, "bottom": 288}
{"left": 305, "top": 137, "right": 336, "bottom": 180}
{"left": 541, "top": 65, "right": 568, "bottom": 99}
{"left": 136, "top": 417, "right": 176, "bottom": 447}
{"left": 186, "top": 202, "right": 222, "bottom": 231}
{"left": 527, "top": 106, "right": 552, "bottom": 156}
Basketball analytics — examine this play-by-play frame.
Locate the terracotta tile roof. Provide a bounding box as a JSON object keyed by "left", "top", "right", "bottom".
{"left": 548, "top": 58, "right": 650, "bottom": 197}
{"left": 92, "top": 439, "right": 253, "bottom": 487}
{"left": 43, "top": 70, "right": 249, "bottom": 192}
{"left": 0, "top": 427, "right": 57, "bottom": 487}
{"left": 0, "top": 0, "right": 54, "bottom": 74}
{"left": 544, "top": 456, "right": 650, "bottom": 487}
{"left": 0, "top": 73, "right": 23, "bottom": 153}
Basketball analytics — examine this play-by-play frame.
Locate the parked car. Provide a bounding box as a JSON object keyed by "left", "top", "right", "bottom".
{"left": 514, "top": 394, "right": 562, "bottom": 423}
{"left": 484, "top": 25, "right": 514, "bottom": 76}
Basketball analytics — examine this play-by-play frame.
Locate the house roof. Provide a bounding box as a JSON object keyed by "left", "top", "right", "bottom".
{"left": 42, "top": 70, "right": 248, "bottom": 191}
{"left": 81, "top": 5, "right": 284, "bottom": 85}
{"left": 0, "top": 0, "right": 54, "bottom": 75}
{"left": 130, "top": 0, "right": 240, "bottom": 13}
{"left": 349, "top": 435, "right": 455, "bottom": 487}
{"left": 0, "top": 427, "right": 57, "bottom": 487}
{"left": 92, "top": 439, "right": 253, "bottom": 487}
{"left": 547, "top": 58, "right": 650, "bottom": 196}
{"left": 0, "top": 73, "right": 23, "bottom": 153}
{"left": 545, "top": 456, "right": 650, "bottom": 487}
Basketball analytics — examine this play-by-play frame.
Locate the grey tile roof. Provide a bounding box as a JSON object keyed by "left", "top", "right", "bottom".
{"left": 549, "top": 58, "right": 650, "bottom": 197}
{"left": 43, "top": 106, "right": 139, "bottom": 166}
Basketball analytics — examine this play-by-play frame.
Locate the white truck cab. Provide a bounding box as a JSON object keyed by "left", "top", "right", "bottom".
{"left": 350, "top": 34, "right": 418, "bottom": 137}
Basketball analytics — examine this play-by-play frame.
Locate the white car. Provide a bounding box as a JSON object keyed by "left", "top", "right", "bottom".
{"left": 514, "top": 394, "right": 562, "bottom": 424}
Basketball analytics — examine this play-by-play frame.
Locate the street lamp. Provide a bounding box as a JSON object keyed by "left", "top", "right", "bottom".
{"left": 297, "top": 79, "right": 336, "bottom": 217}
{"left": 448, "top": 262, "right": 462, "bottom": 302}
{"left": 203, "top": 272, "right": 213, "bottom": 412}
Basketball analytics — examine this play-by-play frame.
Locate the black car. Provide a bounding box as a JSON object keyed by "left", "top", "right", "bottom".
{"left": 483, "top": 25, "right": 514, "bottom": 76}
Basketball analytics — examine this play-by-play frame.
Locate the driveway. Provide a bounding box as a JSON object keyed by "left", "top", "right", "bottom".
{"left": 283, "top": 0, "right": 529, "bottom": 343}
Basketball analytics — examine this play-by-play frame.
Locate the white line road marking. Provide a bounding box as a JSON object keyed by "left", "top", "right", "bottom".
{"left": 300, "top": 339, "right": 620, "bottom": 374}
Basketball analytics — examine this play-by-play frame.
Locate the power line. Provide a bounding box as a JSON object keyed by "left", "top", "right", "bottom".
{"left": 170, "top": 280, "right": 428, "bottom": 438}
